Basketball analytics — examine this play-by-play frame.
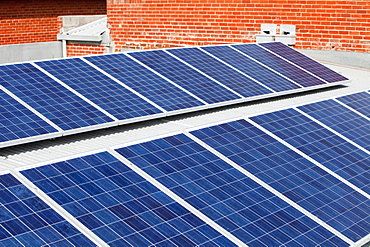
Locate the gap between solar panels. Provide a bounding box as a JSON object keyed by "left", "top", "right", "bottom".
{"left": 0, "top": 42, "right": 350, "bottom": 149}
{"left": 1, "top": 90, "right": 369, "bottom": 246}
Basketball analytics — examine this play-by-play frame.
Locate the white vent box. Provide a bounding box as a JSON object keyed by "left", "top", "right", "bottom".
{"left": 275, "top": 24, "right": 296, "bottom": 45}
{"left": 256, "top": 24, "right": 277, "bottom": 43}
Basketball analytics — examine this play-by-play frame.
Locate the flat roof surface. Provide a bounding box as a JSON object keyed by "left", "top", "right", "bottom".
{"left": 0, "top": 62, "right": 369, "bottom": 171}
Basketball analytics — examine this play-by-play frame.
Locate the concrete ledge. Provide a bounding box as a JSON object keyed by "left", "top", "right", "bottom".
{"left": 0, "top": 42, "right": 62, "bottom": 64}
{"left": 299, "top": 49, "right": 370, "bottom": 70}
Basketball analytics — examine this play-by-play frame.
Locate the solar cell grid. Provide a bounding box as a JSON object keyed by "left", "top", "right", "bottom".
{"left": 232, "top": 44, "right": 326, "bottom": 87}
{"left": 0, "top": 89, "right": 58, "bottom": 144}
{"left": 201, "top": 46, "right": 301, "bottom": 92}
{"left": 298, "top": 99, "right": 370, "bottom": 152}
{"left": 0, "top": 63, "right": 114, "bottom": 131}
{"left": 128, "top": 50, "right": 242, "bottom": 104}
{"left": 85, "top": 54, "right": 205, "bottom": 112}
{"left": 116, "top": 134, "right": 347, "bottom": 246}
{"left": 167, "top": 48, "right": 273, "bottom": 97}
{"left": 336, "top": 91, "right": 370, "bottom": 118}
{"left": 0, "top": 173, "right": 95, "bottom": 246}
{"left": 190, "top": 119, "right": 370, "bottom": 242}
{"left": 36, "top": 58, "right": 163, "bottom": 121}
{"left": 21, "top": 152, "right": 235, "bottom": 246}
{"left": 250, "top": 109, "right": 370, "bottom": 195}
{"left": 259, "top": 42, "right": 349, "bottom": 83}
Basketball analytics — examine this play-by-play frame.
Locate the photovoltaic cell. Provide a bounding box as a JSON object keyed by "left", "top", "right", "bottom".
{"left": 0, "top": 173, "right": 94, "bottom": 246}
{"left": 190, "top": 119, "right": 370, "bottom": 242}
{"left": 21, "top": 152, "right": 234, "bottom": 247}
{"left": 115, "top": 134, "right": 346, "bottom": 246}
{"left": 232, "top": 44, "right": 326, "bottom": 87}
{"left": 0, "top": 63, "right": 113, "bottom": 131}
{"left": 85, "top": 54, "right": 205, "bottom": 112}
{"left": 36, "top": 58, "right": 163, "bottom": 120}
{"left": 336, "top": 91, "right": 370, "bottom": 118}
{"left": 129, "top": 50, "right": 242, "bottom": 104}
{"left": 0, "top": 89, "right": 58, "bottom": 143}
{"left": 298, "top": 99, "right": 370, "bottom": 152}
{"left": 259, "top": 42, "right": 349, "bottom": 83}
{"left": 250, "top": 109, "right": 370, "bottom": 195}
{"left": 201, "top": 46, "right": 301, "bottom": 92}
{"left": 167, "top": 48, "right": 273, "bottom": 97}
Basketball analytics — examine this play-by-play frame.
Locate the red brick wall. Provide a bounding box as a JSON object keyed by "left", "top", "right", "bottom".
{"left": 0, "top": 0, "right": 106, "bottom": 45}
{"left": 107, "top": 0, "right": 370, "bottom": 53}
{"left": 66, "top": 44, "right": 108, "bottom": 57}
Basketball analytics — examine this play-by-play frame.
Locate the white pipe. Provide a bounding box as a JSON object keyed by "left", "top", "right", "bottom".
{"left": 62, "top": 40, "right": 67, "bottom": 58}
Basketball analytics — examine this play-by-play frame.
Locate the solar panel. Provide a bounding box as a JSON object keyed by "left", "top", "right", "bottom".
{"left": 336, "top": 91, "right": 370, "bottom": 118}
{"left": 85, "top": 54, "right": 206, "bottom": 115}
{"left": 115, "top": 134, "right": 347, "bottom": 246}
{"left": 250, "top": 108, "right": 370, "bottom": 195}
{"left": 128, "top": 50, "right": 243, "bottom": 105}
{"left": 298, "top": 99, "right": 370, "bottom": 152}
{"left": 259, "top": 42, "right": 349, "bottom": 83}
{"left": 36, "top": 58, "right": 164, "bottom": 123}
{"left": 200, "top": 45, "right": 302, "bottom": 92}
{"left": 0, "top": 63, "right": 115, "bottom": 132}
{"left": 0, "top": 88, "right": 60, "bottom": 148}
{"left": 232, "top": 44, "right": 326, "bottom": 87}
{"left": 190, "top": 119, "right": 370, "bottom": 242}
{"left": 166, "top": 47, "right": 273, "bottom": 97}
{"left": 20, "top": 152, "right": 235, "bottom": 246}
{"left": 0, "top": 43, "right": 349, "bottom": 149}
{"left": 0, "top": 172, "right": 95, "bottom": 246}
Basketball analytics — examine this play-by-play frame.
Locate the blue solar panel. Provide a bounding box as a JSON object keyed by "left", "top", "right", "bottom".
{"left": 0, "top": 173, "right": 95, "bottom": 246}
{"left": 250, "top": 109, "right": 370, "bottom": 195}
{"left": 128, "top": 50, "right": 242, "bottom": 104}
{"left": 0, "top": 63, "right": 114, "bottom": 131}
{"left": 36, "top": 58, "right": 163, "bottom": 120}
{"left": 21, "top": 152, "right": 235, "bottom": 246}
{"left": 336, "top": 91, "right": 370, "bottom": 118}
{"left": 0, "top": 89, "right": 58, "bottom": 144}
{"left": 191, "top": 119, "right": 370, "bottom": 242}
{"left": 85, "top": 54, "right": 205, "bottom": 112}
{"left": 232, "top": 44, "right": 326, "bottom": 87}
{"left": 298, "top": 99, "right": 370, "bottom": 152}
{"left": 259, "top": 42, "right": 349, "bottom": 83}
{"left": 115, "top": 134, "right": 347, "bottom": 246}
{"left": 201, "top": 46, "right": 301, "bottom": 92}
{"left": 167, "top": 48, "right": 273, "bottom": 97}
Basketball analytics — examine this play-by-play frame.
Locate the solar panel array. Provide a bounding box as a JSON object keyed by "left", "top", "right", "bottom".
{"left": 0, "top": 173, "right": 96, "bottom": 246}
{"left": 2, "top": 90, "right": 369, "bottom": 246}
{"left": 0, "top": 42, "right": 349, "bottom": 148}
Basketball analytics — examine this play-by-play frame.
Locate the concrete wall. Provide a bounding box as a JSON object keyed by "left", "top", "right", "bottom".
{"left": 300, "top": 49, "right": 370, "bottom": 70}
{"left": 0, "top": 42, "right": 62, "bottom": 64}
